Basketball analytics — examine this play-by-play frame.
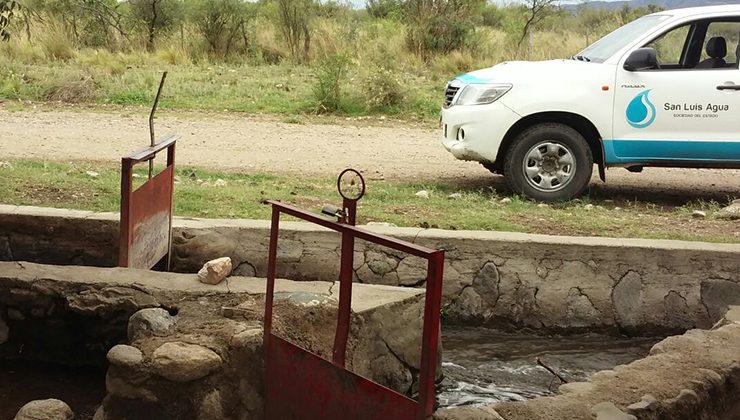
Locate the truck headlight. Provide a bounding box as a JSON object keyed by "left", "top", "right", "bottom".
{"left": 455, "top": 84, "right": 512, "bottom": 106}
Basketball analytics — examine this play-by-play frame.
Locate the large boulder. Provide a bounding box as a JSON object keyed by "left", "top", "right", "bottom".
{"left": 152, "top": 341, "right": 223, "bottom": 382}
{"left": 127, "top": 308, "right": 176, "bottom": 341}
{"left": 14, "top": 399, "right": 74, "bottom": 420}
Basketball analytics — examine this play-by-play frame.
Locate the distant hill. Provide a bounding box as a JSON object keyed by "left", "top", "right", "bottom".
{"left": 565, "top": 0, "right": 737, "bottom": 11}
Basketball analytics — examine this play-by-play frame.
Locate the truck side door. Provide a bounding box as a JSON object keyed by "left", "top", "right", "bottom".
{"left": 609, "top": 17, "right": 740, "bottom": 166}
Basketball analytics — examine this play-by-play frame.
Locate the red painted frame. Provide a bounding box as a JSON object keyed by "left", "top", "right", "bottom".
{"left": 118, "top": 134, "right": 179, "bottom": 269}
{"left": 263, "top": 199, "right": 444, "bottom": 420}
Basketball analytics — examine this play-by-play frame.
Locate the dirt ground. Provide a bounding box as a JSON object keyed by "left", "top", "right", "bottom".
{"left": 1, "top": 107, "right": 739, "bottom": 205}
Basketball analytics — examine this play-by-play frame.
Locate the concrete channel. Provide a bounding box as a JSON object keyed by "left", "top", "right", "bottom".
{"left": 1, "top": 205, "right": 739, "bottom": 419}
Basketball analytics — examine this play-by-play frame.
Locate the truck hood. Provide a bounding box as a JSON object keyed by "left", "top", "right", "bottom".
{"left": 455, "top": 60, "right": 601, "bottom": 84}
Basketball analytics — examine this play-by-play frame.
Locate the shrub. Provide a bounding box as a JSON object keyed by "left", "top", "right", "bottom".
{"left": 405, "top": 0, "right": 484, "bottom": 58}
{"left": 39, "top": 24, "right": 75, "bottom": 61}
{"left": 44, "top": 75, "right": 97, "bottom": 103}
{"left": 311, "top": 52, "right": 350, "bottom": 113}
{"left": 362, "top": 65, "right": 403, "bottom": 110}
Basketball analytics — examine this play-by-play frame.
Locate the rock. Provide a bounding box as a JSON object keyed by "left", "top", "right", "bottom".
{"left": 85, "top": 171, "right": 99, "bottom": 178}
{"left": 614, "top": 207, "right": 622, "bottom": 211}
{"left": 584, "top": 204, "right": 594, "bottom": 210}
{"left": 197, "top": 390, "right": 224, "bottom": 420}
{"left": 0, "top": 317, "right": 8, "bottom": 344}
{"left": 230, "top": 327, "right": 262, "bottom": 348}
{"left": 14, "top": 399, "right": 74, "bottom": 420}
{"left": 415, "top": 190, "right": 430, "bottom": 199}
{"left": 152, "top": 341, "right": 222, "bottom": 382}
{"left": 106, "top": 375, "right": 158, "bottom": 401}
{"left": 537, "top": 203, "right": 549, "bottom": 208}
{"left": 364, "top": 222, "right": 397, "bottom": 228}
{"left": 0, "top": 161, "right": 13, "bottom": 169}
{"left": 132, "top": 173, "right": 142, "bottom": 178}
{"left": 447, "top": 193, "right": 462, "bottom": 200}
{"left": 500, "top": 197, "right": 512, "bottom": 204}
{"left": 627, "top": 394, "right": 658, "bottom": 414}
{"left": 718, "top": 199, "right": 740, "bottom": 220}
{"left": 590, "top": 401, "right": 637, "bottom": 420}
{"left": 127, "top": 308, "right": 176, "bottom": 341}
{"left": 92, "top": 405, "right": 106, "bottom": 420}
{"left": 691, "top": 210, "right": 706, "bottom": 219}
{"left": 213, "top": 178, "right": 227, "bottom": 187}
{"left": 197, "top": 257, "right": 233, "bottom": 285}
{"left": 107, "top": 344, "right": 144, "bottom": 368}
{"left": 8, "top": 308, "right": 24, "bottom": 320}
{"left": 558, "top": 381, "right": 593, "bottom": 395}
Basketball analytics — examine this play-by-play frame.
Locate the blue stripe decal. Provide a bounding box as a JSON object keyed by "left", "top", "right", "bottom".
{"left": 603, "top": 139, "right": 740, "bottom": 164}
{"left": 456, "top": 73, "right": 493, "bottom": 84}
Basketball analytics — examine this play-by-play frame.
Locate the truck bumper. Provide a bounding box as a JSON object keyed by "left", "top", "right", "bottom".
{"left": 440, "top": 102, "right": 520, "bottom": 164}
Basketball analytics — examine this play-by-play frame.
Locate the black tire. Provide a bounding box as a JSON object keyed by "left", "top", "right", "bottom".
{"left": 503, "top": 123, "right": 593, "bottom": 202}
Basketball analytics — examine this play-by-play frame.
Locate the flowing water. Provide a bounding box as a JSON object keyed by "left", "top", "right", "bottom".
{"left": 438, "top": 327, "right": 661, "bottom": 408}
{"left": 1, "top": 328, "right": 662, "bottom": 417}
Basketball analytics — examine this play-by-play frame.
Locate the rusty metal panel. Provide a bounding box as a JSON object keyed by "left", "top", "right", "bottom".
{"left": 265, "top": 335, "right": 418, "bottom": 420}
{"left": 123, "top": 166, "right": 174, "bottom": 269}
{"left": 263, "top": 196, "right": 444, "bottom": 420}
{"left": 119, "top": 137, "right": 177, "bottom": 269}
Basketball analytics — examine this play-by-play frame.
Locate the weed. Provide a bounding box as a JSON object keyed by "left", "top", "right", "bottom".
{"left": 311, "top": 52, "right": 351, "bottom": 113}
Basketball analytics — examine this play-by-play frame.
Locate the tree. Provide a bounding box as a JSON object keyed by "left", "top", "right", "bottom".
{"left": 0, "top": 0, "right": 17, "bottom": 41}
{"left": 129, "top": 0, "right": 182, "bottom": 51}
{"left": 404, "top": 0, "right": 484, "bottom": 59}
{"left": 518, "top": 0, "right": 557, "bottom": 57}
{"left": 191, "top": 0, "right": 254, "bottom": 59}
{"left": 276, "top": 0, "right": 313, "bottom": 62}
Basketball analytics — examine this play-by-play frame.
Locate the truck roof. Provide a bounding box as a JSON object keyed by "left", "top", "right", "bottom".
{"left": 652, "top": 5, "right": 740, "bottom": 19}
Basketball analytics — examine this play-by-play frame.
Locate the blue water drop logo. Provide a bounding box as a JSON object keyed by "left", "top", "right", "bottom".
{"left": 626, "top": 90, "right": 656, "bottom": 129}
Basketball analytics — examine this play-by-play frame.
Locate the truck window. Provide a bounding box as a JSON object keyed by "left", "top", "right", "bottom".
{"left": 699, "top": 21, "right": 740, "bottom": 67}
{"left": 577, "top": 14, "right": 672, "bottom": 63}
{"left": 645, "top": 24, "right": 691, "bottom": 68}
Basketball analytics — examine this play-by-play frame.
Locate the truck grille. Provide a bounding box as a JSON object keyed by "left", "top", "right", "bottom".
{"left": 443, "top": 84, "right": 460, "bottom": 107}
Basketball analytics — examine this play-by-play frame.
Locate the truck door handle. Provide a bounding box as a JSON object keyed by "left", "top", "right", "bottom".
{"left": 716, "top": 84, "right": 740, "bottom": 91}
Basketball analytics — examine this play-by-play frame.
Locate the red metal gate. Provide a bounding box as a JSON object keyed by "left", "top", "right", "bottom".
{"left": 263, "top": 170, "right": 444, "bottom": 420}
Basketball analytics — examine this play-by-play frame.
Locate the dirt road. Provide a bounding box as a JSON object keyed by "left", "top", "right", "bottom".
{"left": 1, "top": 108, "right": 738, "bottom": 204}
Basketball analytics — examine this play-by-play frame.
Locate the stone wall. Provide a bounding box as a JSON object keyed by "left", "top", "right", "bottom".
{"left": 0, "top": 261, "right": 427, "bottom": 420}
{"left": 434, "top": 306, "right": 740, "bottom": 420}
{"left": 2, "top": 205, "right": 739, "bottom": 334}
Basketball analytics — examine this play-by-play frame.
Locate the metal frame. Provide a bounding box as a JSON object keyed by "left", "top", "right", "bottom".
{"left": 118, "top": 134, "right": 179, "bottom": 269}
{"left": 263, "top": 198, "right": 444, "bottom": 420}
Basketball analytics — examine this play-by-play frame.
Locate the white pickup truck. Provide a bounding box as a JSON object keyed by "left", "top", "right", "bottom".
{"left": 441, "top": 5, "right": 740, "bottom": 201}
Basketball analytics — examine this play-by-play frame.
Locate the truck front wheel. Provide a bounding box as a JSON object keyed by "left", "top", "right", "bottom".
{"left": 503, "top": 123, "right": 593, "bottom": 201}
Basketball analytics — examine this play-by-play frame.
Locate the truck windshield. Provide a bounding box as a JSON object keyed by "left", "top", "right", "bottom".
{"left": 576, "top": 14, "right": 672, "bottom": 63}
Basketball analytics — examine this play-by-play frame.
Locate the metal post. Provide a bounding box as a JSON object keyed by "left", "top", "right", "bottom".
{"left": 332, "top": 198, "right": 356, "bottom": 367}
{"left": 148, "top": 71, "right": 167, "bottom": 179}
{"left": 417, "top": 250, "right": 445, "bottom": 419}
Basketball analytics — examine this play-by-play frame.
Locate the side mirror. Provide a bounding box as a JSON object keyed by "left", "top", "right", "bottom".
{"left": 624, "top": 48, "right": 659, "bottom": 71}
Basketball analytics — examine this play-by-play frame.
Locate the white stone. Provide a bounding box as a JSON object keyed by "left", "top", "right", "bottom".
{"left": 214, "top": 178, "right": 227, "bottom": 187}
{"left": 85, "top": 171, "right": 99, "bottom": 178}
{"left": 106, "top": 344, "right": 144, "bottom": 367}
{"left": 197, "top": 257, "right": 233, "bottom": 285}
{"left": 14, "top": 399, "right": 74, "bottom": 420}
{"left": 152, "top": 341, "right": 222, "bottom": 382}
{"left": 718, "top": 199, "right": 740, "bottom": 220}
{"left": 414, "top": 190, "right": 429, "bottom": 199}
{"left": 537, "top": 203, "right": 550, "bottom": 208}
{"left": 692, "top": 210, "right": 707, "bottom": 219}
{"left": 447, "top": 193, "right": 462, "bottom": 200}
{"left": 0, "top": 161, "right": 13, "bottom": 169}
{"left": 499, "top": 197, "right": 512, "bottom": 204}
{"left": 584, "top": 204, "right": 594, "bottom": 210}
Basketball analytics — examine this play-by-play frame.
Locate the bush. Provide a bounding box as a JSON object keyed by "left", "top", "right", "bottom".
{"left": 362, "top": 65, "right": 403, "bottom": 110}
{"left": 44, "top": 75, "right": 97, "bottom": 103}
{"left": 405, "top": 0, "right": 484, "bottom": 58}
{"left": 39, "top": 24, "right": 75, "bottom": 61}
{"left": 311, "top": 52, "right": 350, "bottom": 113}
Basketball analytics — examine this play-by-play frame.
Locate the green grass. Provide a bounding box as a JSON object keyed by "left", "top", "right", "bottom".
{"left": 0, "top": 159, "right": 737, "bottom": 244}
{"left": 0, "top": 60, "right": 445, "bottom": 121}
